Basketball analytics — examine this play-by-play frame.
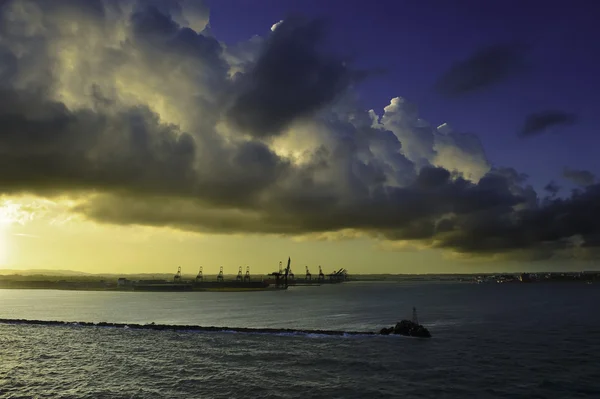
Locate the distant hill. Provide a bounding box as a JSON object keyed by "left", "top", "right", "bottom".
{"left": 0, "top": 269, "right": 93, "bottom": 276}
{"left": 0, "top": 270, "right": 486, "bottom": 281}
{"left": 0, "top": 270, "right": 517, "bottom": 278}
{"left": 2, "top": 269, "right": 593, "bottom": 280}
{"left": 0, "top": 270, "right": 265, "bottom": 279}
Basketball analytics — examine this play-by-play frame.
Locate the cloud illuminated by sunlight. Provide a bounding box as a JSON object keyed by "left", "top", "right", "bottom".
{"left": 0, "top": 0, "right": 598, "bottom": 272}
{"left": 0, "top": 197, "right": 77, "bottom": 227}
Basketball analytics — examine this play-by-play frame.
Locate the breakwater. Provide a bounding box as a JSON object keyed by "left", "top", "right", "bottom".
{"left": 0, "top": 318, "right": 378, "bottom": 336}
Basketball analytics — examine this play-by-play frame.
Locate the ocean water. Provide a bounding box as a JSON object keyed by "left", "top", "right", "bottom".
{"left": 0, "top": 281, "right": 599, "bottom": 398}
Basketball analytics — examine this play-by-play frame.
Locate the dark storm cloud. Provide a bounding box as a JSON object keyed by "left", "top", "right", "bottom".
{"left": 131, "top": 3, "right": 179, "bottom": 38}
{"left": 129, "top": 4, "right": 226, "bottom": 74}
{"left": 77, "top": 166, "right": 525, "bottom": 237}
{"left": 3, "top": 83, "right": 600, "bottom": 259}
{"left": 434, "top": 43, "right": 528, "bottom": 97}
{"left": 226, "top": 17, "right": 365, "bottom": 138}
{"left": 563, "top": 167, "right": 596, "bottom": 187}
{"left": 77, "top": 165, "right": 600, "bottom": 261}
{"left": 425, "top": 181, "right": 600, "bottom": 258}
{"left": 1, "top": 0, "right": 599, "bottom": 261}
{"left": 520, "top": 110, "right": 577, "bottom": 136}
{"left": 0, "top": 88, "right": 192, "bottom": 196}
{"left": 543, "top": 181, "right": 560, "bottom": 197}
{"left": 0, "top": 86, "right": 286, "bottom": 207}
{"left": 414, "top": 166, "right": 450, "bottom": 188}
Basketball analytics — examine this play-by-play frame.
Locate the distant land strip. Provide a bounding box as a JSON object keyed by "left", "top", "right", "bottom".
{"left": 0, "top": 318, "right": 377, "bottom": 336}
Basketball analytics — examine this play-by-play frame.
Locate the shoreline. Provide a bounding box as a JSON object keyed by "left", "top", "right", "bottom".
{"left": 0, "top": 279, "right": 595, "bottom": 293}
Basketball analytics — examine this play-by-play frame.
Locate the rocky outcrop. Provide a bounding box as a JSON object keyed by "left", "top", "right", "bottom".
{"left": 379, "top": 319, "right": 432, "bottom": 338}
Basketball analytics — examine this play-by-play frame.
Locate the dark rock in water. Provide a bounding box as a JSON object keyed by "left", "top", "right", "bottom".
{"left": 379, "top": 327, "right": 394, "bottom": 335}
{"left": 394, "top": 320, "right": 432, "bottom": 338}
{"left": 379, "top": 319, "right": 432, "bottom": 338}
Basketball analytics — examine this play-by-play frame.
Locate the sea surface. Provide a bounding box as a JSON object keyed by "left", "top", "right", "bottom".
{"left": 0, "top": 281, "right": 599, "bottom": 398}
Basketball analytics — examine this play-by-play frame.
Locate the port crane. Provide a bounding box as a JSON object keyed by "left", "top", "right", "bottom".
{"left": 174, "top": 266, "right": 182, "bottom": 283}
{"left": 269, "top": 257, "right": 292, "bottom": 288}
{"left": 318, "top": 266, "right": 325, "bottom": 282}
{"left": 327, "top": 268, "right": 348, "bottom": 282}
{"left": 236, "top": 266, "right": 243, "bottom": 281}
{"left": 305, "top": 266, "right": 312, "bottom": 281}
{"left": 196, "top": 266, "right": 203, "bottom": 282}
{"left": 283, "top": 258, "right": 291, "bottom": 287}
{"left": 244, "top": 266, "right": 251, "bottom": 282}
{"left": 217, "top": 266, "right": 224, "bottom": 282}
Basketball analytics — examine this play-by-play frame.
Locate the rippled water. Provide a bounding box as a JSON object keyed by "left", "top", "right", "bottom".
{"left": 1, "top": 282, "right": 599, "bottom": 398}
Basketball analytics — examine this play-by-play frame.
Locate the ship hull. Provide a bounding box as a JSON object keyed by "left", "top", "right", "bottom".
{"left": 130, "top": 281, "right": 286, "bottom": 292}
{"left": 197, "top": 286, "right": 287, "bottom": 292}
{"left": 264, "top": 279, "right": 345, "bottom": 286}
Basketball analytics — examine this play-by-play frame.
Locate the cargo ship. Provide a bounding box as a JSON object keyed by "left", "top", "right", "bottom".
{"left": 131, "top": 280, "right": 276, "bottom": 292}
{"left": 118, "top": 258, "right": 293, "bottom": 292}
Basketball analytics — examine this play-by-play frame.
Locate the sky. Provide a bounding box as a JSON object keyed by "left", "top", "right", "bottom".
{"left": 0, "top": 0, "right": 599, "bottom": 275}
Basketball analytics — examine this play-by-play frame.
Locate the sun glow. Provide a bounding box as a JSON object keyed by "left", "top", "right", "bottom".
{"left": 0, "top": 202, "right": 21, "bottom": 227}
{"left": 0, "top": 231, "right": 6, "bottom": 266}
{"left": 0, "top": 206, "right": 12, "bottom": 266}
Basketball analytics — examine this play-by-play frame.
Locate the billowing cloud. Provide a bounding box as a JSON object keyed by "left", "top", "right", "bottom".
{"left": 375, "top": 103, "right": 490, "bottom": 181}
{"left": 520, "top": 110, "right": 577, "bottom": 136}
{"left": 0, "top": 0, "right": 599, "bottom": 261}
{"left": 543, "top": 181, "right": 560, "bottom": 197}
{"left": 434, "top": 42, "right": 528, "bottom": 97}
{"left": 226, "top": 17, "right": 366, "bottom": 138}
{"left": 563, "top": 167, "right": 596, "bottom": 187}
